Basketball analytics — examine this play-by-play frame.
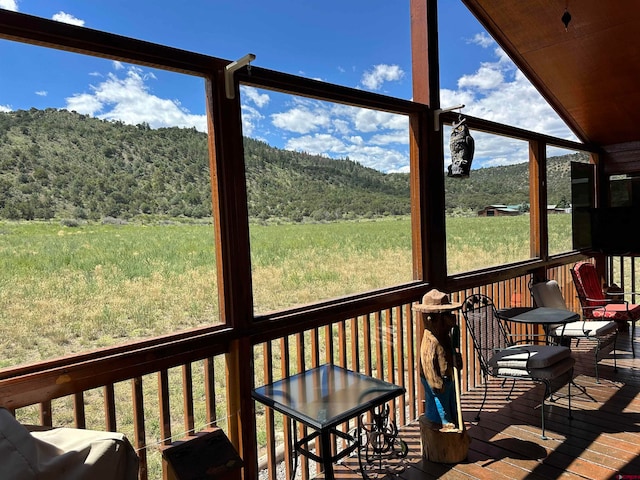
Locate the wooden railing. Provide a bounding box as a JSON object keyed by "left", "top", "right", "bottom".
{"left": 607, "top": 255, "right": 640, "bottom": 301}
{"left": 0, "top": 328, "right": 234, "bottom": 480}
{"left": 0, "top": 260, "right": 592, "bottom": 480}
{"left": 249, "top": 259, "right": 592, "bottom": 479}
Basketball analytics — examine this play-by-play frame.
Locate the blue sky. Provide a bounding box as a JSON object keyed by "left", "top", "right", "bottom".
{"left": 0, "top": 0, "right": 577, "bottom": 172}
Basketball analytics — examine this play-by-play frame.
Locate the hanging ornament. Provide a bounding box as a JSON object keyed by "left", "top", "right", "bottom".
{"left": 447, "top": 115, "right": 474, "bottom": 178}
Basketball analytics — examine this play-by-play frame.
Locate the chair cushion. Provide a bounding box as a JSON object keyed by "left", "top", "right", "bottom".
{"left": 490, "top": 344, "right": 571, "bottom": 369}
{"left": 572, "top": 261, "right": 607, "bottom": 307}
{"left": 591, "top": 303, "right": 640, "bottom": 321}
{"left": 550, "top": 320, "right": 618, "bottom": 337}
{"left": 531, "top": 280, "right": 567, "bottom": 309}
{"left": 496, "top": 356, "right": 575, "bottom": 380}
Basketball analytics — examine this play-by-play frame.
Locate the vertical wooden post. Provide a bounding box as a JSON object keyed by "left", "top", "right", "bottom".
{"left": 529, "top": 140, "right": 547, "bottom": 261}
{"left": 410, "top": 0, "right": 447, "bottom": 288}
{"left": 205, "top": 62, "right": 257, "bottom": 478}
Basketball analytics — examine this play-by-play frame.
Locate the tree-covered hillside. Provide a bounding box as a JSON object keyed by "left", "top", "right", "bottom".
{"left": 444, "top": 152, "right": 585, "bottom": 213}
{"left": 0, "top": 108, "right": 583, "bottom": 222}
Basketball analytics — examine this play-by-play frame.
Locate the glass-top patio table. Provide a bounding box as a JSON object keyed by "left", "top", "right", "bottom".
{"left": 497, "top": 306, "right": 581, "bottom": 343}
{"left": 252, "top": 363, "right": 406, "bottom": 479}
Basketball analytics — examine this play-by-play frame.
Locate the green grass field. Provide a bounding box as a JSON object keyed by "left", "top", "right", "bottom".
{"left": 0, "top": 214, "right": 573, "bottom": 478}
{"left": 0, "top": 214, "right": 572, "bottom": 367}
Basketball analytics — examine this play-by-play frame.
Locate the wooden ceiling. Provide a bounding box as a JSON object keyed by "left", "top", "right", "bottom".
{"left": 462, "top": 0, "right": 640, "bottom": 148}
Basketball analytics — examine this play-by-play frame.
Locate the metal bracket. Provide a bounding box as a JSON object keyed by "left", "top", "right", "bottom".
{"left": 224, "top": 53, "right": 256, "bottom": 100}
{"left": 433, "top": 104, "right": 465, "bottom": 131}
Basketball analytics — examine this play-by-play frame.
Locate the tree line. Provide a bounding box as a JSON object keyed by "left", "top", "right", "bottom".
{"left": 0, "top": 108, "right": 581, "bottom": 222}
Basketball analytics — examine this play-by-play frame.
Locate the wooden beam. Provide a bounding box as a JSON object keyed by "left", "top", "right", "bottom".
{"left": 0, "top": 9, "right": 223, "bottom": 76}
{"left": 411, "top": 0, "right": 447, "bottom": 287}
{"left": 529, "top": 140, "right": 547, "bottom": 260}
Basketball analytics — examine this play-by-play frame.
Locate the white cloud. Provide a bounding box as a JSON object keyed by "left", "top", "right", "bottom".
{"left": 0, "top": 0, "right": 18, "bottom": 12}
{"left": 66, "top": 93, "right": 103, "bottom": 115}
{"left": 271, "top": 106, "right": 330, "bottom": 134}
{"left": 332, "top": 119, "right": 351, "bottom": 135}
{"left": 240, "top": 104, "right": 264, "bottom": 137}
{"left": 284, "top": 133, "right": 407, "bottom": 172}
{"left": 370, "top": 131, "right": 408, "bottom": 146}
{"left": 458, "top": 64, "right": 504, "bottom": 90}
{"left": 468, "top": 32, "right": 494, "bottom": 48}
{"left": 343, "top": 106, "right": 407, "bottom": 134}
{"left": 285, "top": 134, "right": 346, "bottom": 155}
{"left": 242, "top": 86, "right": 270, "bottom": 108}
{"left": 113, "top": 61, "right": 125, "bottom": 71}
{"left": 346, "top": 144, "right": 408, "bottom": 172}
{"left": 265, "top": 97, "right": 410, "bottom": 172}
{"left": 361, "top": 64, "right": 404, "bottom": 91}
{"left": 65, "top": 66, "right": 207, "bottom": 132}
{"left": 35, "top": 91, "right": 47, "bottom": 97}
{"left": 52, "top": 11, "right": 85, "bottom": 26}
{"left": 0, "top": 104, "right": 11, "bottom": 112}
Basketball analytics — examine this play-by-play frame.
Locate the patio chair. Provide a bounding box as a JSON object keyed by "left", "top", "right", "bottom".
{"left": 571, "top": 260, "right": 640, "bottom": 357}
{"left": 461, "top": 294, "right": 574, "bottom": 440}
{"left": 529, "top": 279, "right": 617, "bottom": 383}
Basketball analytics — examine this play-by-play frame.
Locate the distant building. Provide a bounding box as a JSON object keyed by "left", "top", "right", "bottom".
{"left": 547, "top": 204, "right": 571, "bottom": 214}
{"left": 477, "top": 204, "right": 521, "bottom": 217}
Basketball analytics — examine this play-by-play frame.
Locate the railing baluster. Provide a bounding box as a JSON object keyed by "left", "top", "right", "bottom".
{"left": 338, "top": 320, "right": 347, "bottom": 367}
{"left": 384, "top": 308, "right": 396, "bottom": 422}
{"left": 204, "top": 356, "right": 216, "bottom": 426}
{"left": 310, "top": 327, "right": 320, "bottom": 368}
{"left": 132, "top": 376, "right": 148, "bottom": 480}
{"left": 158, "top": 370, "right": 171, "bottom": 446}
{"left": 631, "top": 257, "right": 637, "bottom": 303}
{"left": 182, "top": 363, "right": 194, "bottom": 436}
{"left": 374, "top": 311, "right": 383, "bottom": 379}
{"left": 40, "top": 400, "right": 52, "bottom": 427}
{"left": 262, "top": 342, "right": 277, "bottom": 480}
{"left": 364, "top": 313, "right": 372, "bottom": 377}
{"left": 280, "top": 336, "right": 293, "bottom": 480}
{"left": 294, "top": 332, "right": 309, "bottom": 480}
{"left": 350, "top": 316, "right": 360, "bottom": 372}
{"left": 324, "top": 324, "right": 334, "bottom": 364}
{"left": 395, "top": 305, "right": 406, "bottom": 426}
{"left": 405, "top": 304, "right": 416, "bottom": 420}
{"left": 73, "top": 392, "right": 86, "bottom": 429}
{"left": 104, "top": 384, "right": 116, "bottom": 432}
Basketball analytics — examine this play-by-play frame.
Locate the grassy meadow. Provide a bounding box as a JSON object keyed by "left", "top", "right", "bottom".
{"left": 0, "top": 214, "right": 574, "bottom": 478}
{"left": 0, "top": 214, "right": 574, "bottom": 367}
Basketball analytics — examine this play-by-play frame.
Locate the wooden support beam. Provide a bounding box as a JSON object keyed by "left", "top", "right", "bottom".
{"left": 529, "top": 140, "right": 547, "bottom": 260}
{"left": 410, "top": 0, "right": 447, "bottom": 287}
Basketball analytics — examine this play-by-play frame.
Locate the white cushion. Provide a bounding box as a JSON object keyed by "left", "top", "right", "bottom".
{"left": 550, "top": 320, "right": 618, "bottom": 338}
{"left": 490, "top": 344, "right": 571, "bottom": 369}
{"left": 496, "top": 357, "right": 575, "bottom": 380}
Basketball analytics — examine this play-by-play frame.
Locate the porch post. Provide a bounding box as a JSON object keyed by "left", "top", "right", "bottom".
{"left": 410, "top": 0, "right": 447, "bottom": 288}
{"left": 410, "top": 0, "right": 446, "bottom": 421}
{"left": 205, "top": 66, "right": 257, "bottom": 479}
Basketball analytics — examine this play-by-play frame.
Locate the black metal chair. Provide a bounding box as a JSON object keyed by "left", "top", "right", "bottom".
{"left": 461, "top": 294, "right": 575, "bottom": 439}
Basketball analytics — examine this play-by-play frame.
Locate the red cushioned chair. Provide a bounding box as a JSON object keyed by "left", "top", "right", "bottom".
{"left": 571, "top": 261, "right": 640, "bottom": 357}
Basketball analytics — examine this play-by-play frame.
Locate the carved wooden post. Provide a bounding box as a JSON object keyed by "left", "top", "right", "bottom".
{"left": 413, "top": 289, "right": 470, "bottom": 463}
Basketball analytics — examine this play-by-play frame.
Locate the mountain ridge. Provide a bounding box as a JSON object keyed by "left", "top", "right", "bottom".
{"left": 0, "top": 108, "right": 583, "bottom": 222}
